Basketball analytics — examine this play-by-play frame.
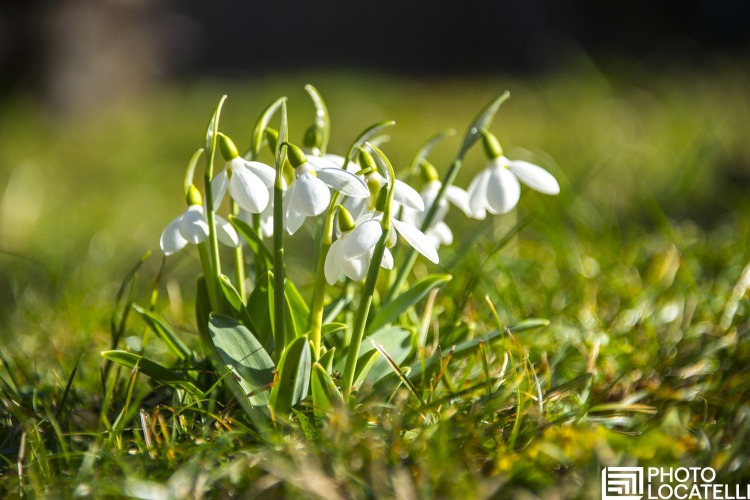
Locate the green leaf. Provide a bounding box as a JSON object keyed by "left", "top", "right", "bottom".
{"left": 248, "top": 96, "right": 286, "bottom": 159}
{"left": 208, "top": 315, "right": 275, "bottom": 407}
{"left": 304, "top": 84, "right": 330, "bottom": 153}
{"left": 458, "top": 91, "right": 510, "bottom": 159}
{"left": 284, "top": 279, "right": 310, "bottom": 338}
{"left": 407, "top": 319, "right": 550, "bottom": 381}
{"left": 195, "top": 276, "right": 212, "bottom": 349}
{"left": 218, "top": 274, "right": 244, "bottom": 311}
{"left": 101, "top": 350, "right": 204, "bottom": 399}
{"left": 132, "top": 305, "right": 192, "bottom": 361}
{"left": 318, "top": 347, "right": 336, "bottom": 373}
{"left": 247, "top": 271, "right": 274, "bottom": 353}
{"left": 371, "top": 340, "right": 424, "bottom": 406}
{"left": 205, "top": 95, "right": 228, "bottom": 162}
{"left": 407, "top": 129, "right": 456, "bottom": 179}
{"left": 341, "top": 121, "right": 395, "bottom": 171}
{"left": 353, "top": 350, "right": 380, "bottom": 388}
{"left": 183, "top": 148, "right": 204, "bottom": 197}
{"left": 359, "top": 326, "right": 413, "bottom": 385}
{"left": 370, "top": 274, "right": 451, "bottom": 332}
{"left": 310, "top": 362, "right": 343, "bottom": 419}
{"left": 230, "top": 215, "right": 273, "bottom": 269}
{"left": 269, "top": 335, "right": 312, "bottom": 414}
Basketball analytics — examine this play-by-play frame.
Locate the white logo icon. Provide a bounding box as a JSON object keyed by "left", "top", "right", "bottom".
{"left": 602, "top": 467, "right": 644, "bottom": 500}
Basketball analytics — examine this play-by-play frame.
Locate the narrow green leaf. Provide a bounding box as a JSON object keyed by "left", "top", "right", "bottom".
{"left": 311, "top": 363, "right": 343, "bottom": 419}
{"left": 318, "top": 347, "right": 336, "bottom": 373}
{"left": 341, "top": 121, "right": 395, "bottom": 171}
{"left": 196, "top": 276, "right": 212, "bottom": 348}
{"left": 457, "top": 91, "right": 511, "bottom": 159}
{"left": 229, "top": 215, "right": 273, "bottom": 268}
{"left": 269, "top": 335, "right": 312, "bottom": 414}
{"left": 183, "top": 148, "right": 205, "bottom": 197}
{"left": 133, "top": 305, "right": 191, "bottom": 361}
{"left": 205, "top": 95, "right": 228, "bottom": 162}
{"left": 371, "top": 340, "right": 424, "bottom": 406}
{"left": 247, "top": 271, "right": 274, "bottom": 353}
{"left": 218, "top": 274, "right": 244, "bottom": 311}
{"left": 285, "top": 279, "right": 310, "bottom": 338}
{"left": 407, "top": 129, "right": 456, "bottom": 179}
{"left": 208, "top": 315, "right": 275, "bottom": 407}
{"left": 407, "top": 319, "right": 550, "bottom": 381}
{"left": 248, "top": 96, "right": 286, "bottom": 159}
{"left": 358, "top": 326, "right": 412, "bottom": 385}
{"left": 304, "top": 84, "right": 330, "bottom": 153}
{"left": 370, "top": 274, "right": 451, "bottom": 332}
{"left": 353, "top": 350, "right": 380, "bottom": 388}
{"left": 101, "top": 351, "right": 204, "bottom": 399}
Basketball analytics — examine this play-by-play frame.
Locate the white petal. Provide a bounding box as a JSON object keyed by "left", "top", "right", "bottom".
{"left": 160, "top": 214, "right": 188, "bottom": 256}
{"left": 244, "top": 160, "right": 277, "bottom": 188}
{"left": 317, "top": 168, "right": 370, "bottom": 198}
{"left": 293, "top": 174, "right": 331, "bottom": 216}
{"left": 216, "top": 215, "right": 240, "bottom": 248}
{"left": 343, "top": 196, "right": 367, "bottom": 220}
{"left": 342, "top": 219, "right": 382, "bottom": 259}
{"left": 324, "top": 239, "right": 343, "bottom": 285}
{"left": 431, "top": 221, "right": 453, "bottom": 246}
{"left": 229, "top": 165, "right": 270, "bottom": 213}
{"left": 212, "top": 169, "right": 229, "bottom": 206}
{"left": 342, "top": 253, "right": 369, "bottom": 282}
{"left": 445, "top": 185, "right": 473, "bottom": 217}
{"left": 380, "top": 247, "right": 394, "bottom": 270}
{"left": 393, "top": 180, "right": 425, "bottom": 211}
{"left": 306, "top": 155, "right": 341, "bottom": 171}
{"left": 507, "top": 160, "right": 560, "bottom": 195}
{"left": 486, "top": 166, "right": 520, "bottom": 214}
{"left": 325, "top": 153, "right": 360, "bottom": 173}
{"left": 283, "top": 180, "right": 305, "bottom": 235}
{"left": 399, "top": 206, "right": 420, "bottom": 227}
{"left": 179, "top": 205, "right": 209, "bottom": 244}
{"left": 467, "top": 168, "right": 492, "bottom": 220}
{"left": 392, "top": 218, "right": 439, "bottom": 264}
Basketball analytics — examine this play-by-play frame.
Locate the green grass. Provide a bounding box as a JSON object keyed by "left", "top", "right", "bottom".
{"left": 1, "top": 64, "right": 750, "bottom": 497}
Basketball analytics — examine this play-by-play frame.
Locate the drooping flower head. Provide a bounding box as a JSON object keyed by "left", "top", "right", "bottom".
{"left": 160, "top": 185, "right": 239, "bottom": 256}
{"left": 282, "top": 143, "right": 370, "bottom": 235}
{"left": 324, "top": 205, "right": 393, "bottom": 284}
{"left": 467, "top": 130, "right": 560, "bottom": 219}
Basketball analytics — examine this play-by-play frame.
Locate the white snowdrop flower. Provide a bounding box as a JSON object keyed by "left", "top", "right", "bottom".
{"left": 401, "top": 177, "right": 472, "bottom": 251}
{"left": 359, "top": 201, "right": 439, "bottom": 265}
{"left": 467, "top": 131, "right": 559, "bottom": 219}
{"left": 282, "top": 144, "right": 369, "bottom": 235}
{"left": 342, "top": 150, "right": 425, "bottom": 220}
{"left": 324, "top": 206, "right": 383, "bottom": 284}
{"left": 214, "top": 133, "right": 276, "bottom": 214}
{"left": 160, "top": 186, "right": 239, "bottom": 256}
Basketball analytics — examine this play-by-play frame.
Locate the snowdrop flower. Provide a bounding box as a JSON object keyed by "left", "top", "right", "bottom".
{"left": 359, "top": 187, "right": 439, "bottom": 265}
{"left": 213, "top": 133, "right": 276, "bottom": 214}
{"left": 160, "top": 186, "right": 240, "bottom": 256}
{"left": 400, "top": 162, "right": 472, "bottom": 250}
{"left": 341, "top": 150, "right": 425, "bottom": 220}
{"left": 282, "top": 143, "right": 370, "bottom": 235}
{"left": 467, "top": 131, "right": 559, "bottom": 219}
{"left": 324, "top": 206, "right": 393, "bottom": 284}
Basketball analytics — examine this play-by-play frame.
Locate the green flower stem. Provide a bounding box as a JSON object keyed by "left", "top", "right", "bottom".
{"left": 341, "top": 145, "right": 396, "bottom": 402}
{"left": 310, "top": 193, "right": 343, "bottom": 360}
{"left": 272, "top": 101, "right": 288, "bottom": 362}
{"left": 251, "top": 212, "right": 263, "bottom": 279}
{"left": 231, "top": 200, "right": 246, "bottom": 300}
{"left": 198, "top": 243, "right": 219, "bottom": 313}
{"left": 203, "top": 95, "right": 227, "bottom": 313}
{"left": 384, "top": 158, "right": 463, "bottom": 303}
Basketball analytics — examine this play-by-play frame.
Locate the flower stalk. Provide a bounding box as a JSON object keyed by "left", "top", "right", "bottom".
{"left": 272, "top": 100, "right": 289, "bottom": 362}
{"left": 341, "top": 144, "right": 396, "bottom": 402}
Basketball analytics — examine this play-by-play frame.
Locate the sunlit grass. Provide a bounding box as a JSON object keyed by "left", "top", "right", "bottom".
{"left": 1, "top": 65, "right": 749, "bottom": 496}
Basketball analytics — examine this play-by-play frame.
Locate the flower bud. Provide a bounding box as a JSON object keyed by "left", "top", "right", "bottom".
{"left": 218, "top": 133, "right": 239, "bottom": 161}
{"left": 374, "top": 185, "right": 389, "bottom": 212}
{"left": 367, "top": 175, "right": 382, "bottom": 198}
{"left": 285, "top": 142, "right": 308, "bottom": 168}
{"left": 420, "top": 159, "right": 440, "bottom": 183}
{"left": 337, "top": 205, "right": 356, "bottom": 233}
{"left": 186, "top": 184, "right": 203, "bottom": 206}
{"left": 358, "top": 149, "right": 378, "bottom": 174}
{"left": 265, "top": 128, "right": 279, "bottom": 153}
{"left": 303, "top": 125, "right": 323, "bottom": 151}
{"left": 480, "top": 129, "right": 503, "bottom": 159}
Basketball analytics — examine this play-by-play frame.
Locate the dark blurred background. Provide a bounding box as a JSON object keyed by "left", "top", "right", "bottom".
{"left": 2, "top": 0, "right": 749, "bottom": 114}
